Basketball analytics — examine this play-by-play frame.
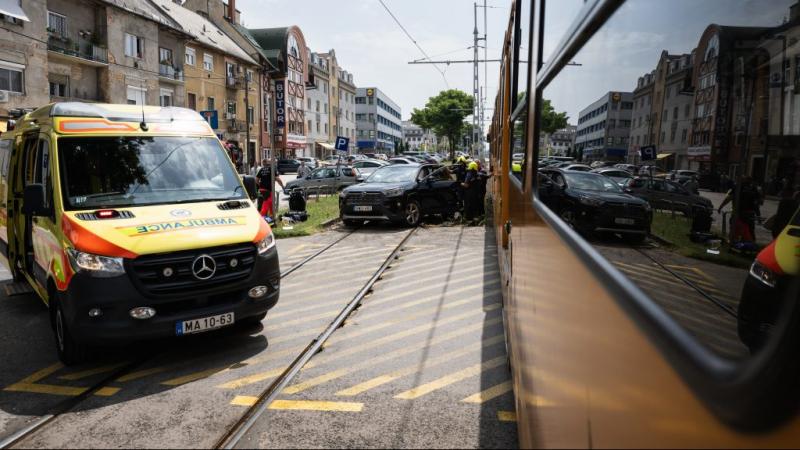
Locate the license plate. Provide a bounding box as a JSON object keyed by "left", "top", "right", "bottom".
{"left": 615, "top": 217, "right": 635, "bottom": 225}
{"left": 354, "top": 205, "right": 373, "bottom": 212}
{"left": 176, "top": 312, "right": 235, "bottom": 336}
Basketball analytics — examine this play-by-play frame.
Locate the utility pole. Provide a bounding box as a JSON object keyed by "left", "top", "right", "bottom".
{"left": 244, "top": 69, "right": 250, "bottom": 172}
{"left": 482, "top": 0, "right": 488, "bottom": 154}
{"left": 473, "top": 2, "right": 483, "bottom": 158}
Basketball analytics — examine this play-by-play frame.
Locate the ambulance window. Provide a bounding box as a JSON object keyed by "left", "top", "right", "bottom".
{"left": 0, "top": 140, "right": 10, "bottom": 178}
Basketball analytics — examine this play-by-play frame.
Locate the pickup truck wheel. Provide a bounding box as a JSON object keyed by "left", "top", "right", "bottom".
{"left": 53, "top": 297, "right": 89, "bottom": 366}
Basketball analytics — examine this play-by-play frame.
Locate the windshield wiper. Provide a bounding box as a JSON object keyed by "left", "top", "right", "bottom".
{"left": 79, "top": 191, "right": 128, "bottom": 200}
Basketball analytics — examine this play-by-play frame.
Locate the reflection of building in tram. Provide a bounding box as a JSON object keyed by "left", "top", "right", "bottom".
{"left": 539, "top": 125, "right": 577, "bottom": 157}
{"left": 574, "top": 91, "right": 633, "bottom": 162}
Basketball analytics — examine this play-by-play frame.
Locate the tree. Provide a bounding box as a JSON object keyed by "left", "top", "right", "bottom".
{"left": 411, "top": 90, "right": 474, "bottom": 160}
{"left": 540, "top": 99, "right": 568, "bottom": 135}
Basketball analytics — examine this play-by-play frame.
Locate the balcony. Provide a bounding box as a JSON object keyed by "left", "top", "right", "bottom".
{"left": 227, "top": 119, "right": 247, "bottom": 133}
{"left": 226, "top": 76, "right": 244, "bottom": 90}
{"left": 47, "top": 36, "right": 108, "bottom": 67}
{"left": 159, "top": 64, "right": 184, "bottom": 84}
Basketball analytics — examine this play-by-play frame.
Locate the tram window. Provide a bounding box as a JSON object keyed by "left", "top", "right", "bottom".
{"left": 542, "top": 0, "right": 587, "bottom": 67}
{"left": 513, "top": 0, "right": 532, "bottom": 108}
{"left": 510, "top": 108, "right": 527, "bottom": 183}
{"left": 536, "top": 0, "right": 799, "bottom": 361}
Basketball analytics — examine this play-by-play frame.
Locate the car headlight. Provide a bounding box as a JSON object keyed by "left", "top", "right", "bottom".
{"left": 66, "top": 249, "right": 125, "bottom": 277}
{"left": 750, "top": 260, "right": 778, "bottom": 288}
{"left": 642, "top": 202, "right": 652, "bottom": 212}
{"left": 384, "top": 188, "right": 404, "bottom": 197}
{"left": 578, "top": 196, "right": 604, "bottom": 207}
{"left": 257, "top": 233, "right": 276, "bottom": 254}
{"left": 339, "top": 189, "right": 349, "bottom": 198}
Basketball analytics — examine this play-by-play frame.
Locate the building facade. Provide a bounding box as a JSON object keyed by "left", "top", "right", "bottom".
{"left": 402, "top": 120, "right": 439, "bottom": 151}
{"left": 305, "top": 50, "right": 331, "bottom": 157}
{"left": 548, "top": 125, "right": 577, "bottom": 156}
{"left": 575, "top": 91, "right": 633, "bottom": 162}
{"left": 323, "top": 49, "right": 356, "bottom": 153}
{"left": 356, "top": 87, "right": 401, "bottom": 154}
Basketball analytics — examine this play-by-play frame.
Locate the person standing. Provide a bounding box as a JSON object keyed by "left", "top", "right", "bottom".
{"left": 257, "top": 158, "right": 284, "bottom": 218}
{"left": 462, "top": 161, "right": 481, "bottom": 221}
{"left": 683, "top": 175, "right": 699, "bottom": 195}
{"left": 297, "top": 161, "right": 311, "bottom": 179}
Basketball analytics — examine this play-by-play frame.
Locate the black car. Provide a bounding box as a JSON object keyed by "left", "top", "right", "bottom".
{"left": 538, "top": 169, "right": 652, "bottom": 242}
{"left": 339, "top": 164, "right": 461, "bottom": 227}
{"left": 623, "top": 177, "right": 713, "bottom": 216}
{"left": 277, "top": 159, "right": 301, "bottom": 174}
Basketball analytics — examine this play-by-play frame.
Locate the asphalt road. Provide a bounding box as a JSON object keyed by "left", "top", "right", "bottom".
{"left": 0, "top": 224, "right": 516, "bottom": 448}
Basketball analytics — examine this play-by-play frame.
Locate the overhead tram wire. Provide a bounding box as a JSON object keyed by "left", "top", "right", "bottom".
{"left": 377, "top": 0, "right": 450, "bottom": 88}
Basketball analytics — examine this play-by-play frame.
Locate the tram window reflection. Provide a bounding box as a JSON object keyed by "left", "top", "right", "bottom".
{"left": 536, "top": 0, "right": 800, "bottom": 360}
{"left": 511, "top": 108, "right": 527, "bottom": 182}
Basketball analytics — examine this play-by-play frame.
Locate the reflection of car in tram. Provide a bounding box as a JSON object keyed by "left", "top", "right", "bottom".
{"left": 591, "top": 167, "right": 634, "bottom": 186}
{"left": 737, "top": 206, "right": 800, "bottom": 352}
{"left": 624, "top": 177, "right": 713, "bottom": 216}
{"left": 539, "top": 169, "right": 652, "bottom": 241}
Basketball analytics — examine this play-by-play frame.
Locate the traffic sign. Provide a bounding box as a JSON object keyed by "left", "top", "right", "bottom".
{"left": 200, "top": 110, "right": 218, "bottom": 129}
{"left": 640, "top": 145, "right": 657, "bottom": 161}
{"left": 335, "top": 136, "right": 350, "bottom": 152}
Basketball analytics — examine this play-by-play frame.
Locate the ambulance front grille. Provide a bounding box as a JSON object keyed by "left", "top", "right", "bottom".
{"left": 127, "top": 243, "right": 257, "bottom": 297}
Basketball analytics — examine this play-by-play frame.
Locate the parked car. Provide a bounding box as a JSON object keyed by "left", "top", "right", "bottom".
{"left": 389, "top": 157, "right": 419, "bottom": 165}
{"left": 553, "top": 162, "right": 574, "bottom": 169}
{"left": 352, "top": 159, "right": 389, "bottom": 176}
{"left": 668, "top": 169, "right": 698, "bottom": 183}
{"left": 637, "top": 165, "right": 667, "bottom": 177}
{"left": 564, "top": 164, "right": 592, "bottom": 172}
{"left": 591, "top": 167, "right": 634, "bottom": 186}
{"left": 614, "top": 163, "right": 638, "bottom": 173}
{"left": 538, "top": 169, "right": 652, "bottom": 242}
{"left": 374, "top": 153, "right": 389, "bottom": 161}
{"left": 296, "top": 156, "right": 318, "bottom": 168}
{"left": 339, "top": 164, "right": 461, "bottom": 227}
{"left": 736, "top": 205, "right": 800, "bottom": 351}
{"left": 284, "top": 165, "right": 361, "bottom": 193}
{"left": 277, "top": 158, "right": 301, "bottom": 174}
{"left": 623, "top": 177, "right": 713, "bottom": 216}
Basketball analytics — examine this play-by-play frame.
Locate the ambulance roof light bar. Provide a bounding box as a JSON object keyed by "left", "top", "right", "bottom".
{"left": 49, "top": 103, "right": 206, "bottom": 124}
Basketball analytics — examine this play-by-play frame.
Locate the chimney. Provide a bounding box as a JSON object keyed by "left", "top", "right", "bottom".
{"left": 227, "top": 0, "right": 235, "bottom": 23}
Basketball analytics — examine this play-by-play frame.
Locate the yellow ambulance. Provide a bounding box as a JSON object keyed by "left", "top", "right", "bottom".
{"left": 0, "top": 103, "right": 280, "bottom": 364}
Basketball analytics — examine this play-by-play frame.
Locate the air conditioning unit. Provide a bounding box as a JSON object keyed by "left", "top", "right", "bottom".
{"left": 0, "top": 91, "right": 8, "bottom": 103}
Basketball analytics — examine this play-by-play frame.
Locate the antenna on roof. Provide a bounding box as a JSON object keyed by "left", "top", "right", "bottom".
{"left": 139, "top": 79, "right": 148, "bottom": 131}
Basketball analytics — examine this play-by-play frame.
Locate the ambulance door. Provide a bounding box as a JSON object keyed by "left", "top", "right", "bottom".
{"left": 28, "top": 135, "right": 55, "bottom": 288}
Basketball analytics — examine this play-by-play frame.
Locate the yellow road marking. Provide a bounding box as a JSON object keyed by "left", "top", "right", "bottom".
{"left": 355, "top": 286, "right": 501, "bottom": 323}
{"left": 461, "top": 380, "right": 513, "bottom": 404}
{"left": 58, "top": 362, "right": 128, "bottom": 381}
{"left": 394, "top": 356, "right": 506, "bottom": 400}
{"left": 162, "top": 367, "right": 228, "bottom": 386}
{"left": 497, "top": 411, "right": 517, "bottom": 422}
{"left": 284, "top": 243, "right": 308, "bottom": 256}
{"left": 94, "top": 386, "right": 121, "bottom": 396}
{"left": 8, "top": 362, "right": 63, "bottom": 385}
{"left": 230, "top": 396, "right": 363, "bottom": 412}
{"left": 117, "top": 367, "right": 169, "bottom": 383}
{"left": 4, "top": 383, "right": 86, "bottom": 396}
{"left": 336, "top": 334, "right": 504, "bottom": 397}
{"left": 613, "top": 262, "right": 731, "bottom": 298}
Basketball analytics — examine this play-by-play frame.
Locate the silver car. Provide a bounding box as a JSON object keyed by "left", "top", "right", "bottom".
{"left": 284, "top": 165, "right": 361, "bottom": 193}
{"left": 352, "top": 159, "right": 389, "bottom": 176}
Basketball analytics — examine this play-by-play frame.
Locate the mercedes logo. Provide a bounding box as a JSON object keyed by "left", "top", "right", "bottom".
{"left": 170, "top": 208, "right": 192, "bottom": 218}
{"left": 191, "top": 255, "right": 216, "bottom": 280}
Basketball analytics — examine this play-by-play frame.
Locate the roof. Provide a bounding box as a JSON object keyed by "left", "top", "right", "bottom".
{"left": 100, "top": 0, "right": 183, "bottom": 33}
{"left": 247, "top": 27, "right": 291, "bottom": 73}
{"left": 150, "top": 0, "right": 257, "bottom": 65}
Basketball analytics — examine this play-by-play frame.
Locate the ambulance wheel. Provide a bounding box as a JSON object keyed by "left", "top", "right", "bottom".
{"left": 52, "top": 296, "right": 89, "bottom": 366}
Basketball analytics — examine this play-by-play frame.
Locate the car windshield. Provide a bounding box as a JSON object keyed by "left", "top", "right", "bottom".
{"left": 564, "top": 172, "right": 623, "bottom": 193}
{"left": 366, "top": 166, "right": 418, "bottom": 183}
{"left": 58, "top": 136, "right": 244, "bottom": 210}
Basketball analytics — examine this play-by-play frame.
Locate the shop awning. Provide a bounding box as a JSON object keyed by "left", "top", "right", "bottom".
{"left": 317, "top": 142, "right": 335, "bottom": 150}
{"left": 0, "top": 0, "right": 29, "bottom": 21}
{"left": 656, "top": 152, "right": 673, "bottom": 160}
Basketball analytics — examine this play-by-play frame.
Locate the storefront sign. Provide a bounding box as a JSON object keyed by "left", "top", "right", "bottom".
{"left": 687, "top": 146, "right": 711, "bottom": 157}
{"left": 275, "top": 80, "right": 286, "bottom": 129}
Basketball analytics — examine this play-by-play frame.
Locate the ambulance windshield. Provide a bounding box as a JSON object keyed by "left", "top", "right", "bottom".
{"left": 58, "top": 136, "right": 245, "bottom": 210}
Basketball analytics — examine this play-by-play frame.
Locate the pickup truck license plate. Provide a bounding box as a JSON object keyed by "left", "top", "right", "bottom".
{"left": 354, "top": 205, "right": 373, "bottom": 212}
{"left": 176, "top": 312, "right": 234, "bottom": 336}
{"left": 614, "top": 217, "right": 635, "bottom": 225}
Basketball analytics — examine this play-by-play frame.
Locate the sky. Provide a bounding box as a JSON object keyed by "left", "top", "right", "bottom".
{"left": 234, "top": 0, "right": 795, "bottom": 129}
{"left": 235, "top": 0, "right": 511, "bottom": 127}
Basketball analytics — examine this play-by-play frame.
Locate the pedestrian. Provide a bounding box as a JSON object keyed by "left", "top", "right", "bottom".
{"left": 770, "top": 187, "right": 800, "bottom": 238}
{"left": 256, "top": 158, "right": 284, "bottom": 218}
{"left": 297, "top": 161, "right": 311, "bottom": 179}
{"left": 684, "top": 175, "right": 699, "bottom": 195}
{"left": 718, "top": 176, "right": 759, "bottom": 243}
{"left": 461, "top": 161, "right": 481, "bottom": 222}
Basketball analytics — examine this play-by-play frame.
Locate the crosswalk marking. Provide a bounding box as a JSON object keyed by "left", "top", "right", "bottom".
{"left": 394, "top": 356, "right": 507, "bottom": 400}
{"left": 230, "top": 396, "right": 363, "bottom": 412}
{"left": 461, "top": 380, "right": 513, "bottom": 404}
{"left": 336, "top": 334, "right": 505, "bottom": 397}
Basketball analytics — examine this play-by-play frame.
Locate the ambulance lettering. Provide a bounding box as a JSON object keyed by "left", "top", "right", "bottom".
{"left": 119, "top": 217, "right": 245, "bottom": 236}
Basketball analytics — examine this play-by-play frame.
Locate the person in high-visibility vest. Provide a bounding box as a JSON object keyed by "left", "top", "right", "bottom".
{"left": 462, "top": 161, "right": 481, "bottom": 221}
{"left": 512, "top": 161, "right": 522, "bottom": 174}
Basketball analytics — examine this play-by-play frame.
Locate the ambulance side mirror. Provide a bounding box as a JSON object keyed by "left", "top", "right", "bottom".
{"left": 242, "top": 175, "right": 257, "bottom": 200}
{"left": 22, "top": 184, "right": 49, "bottom": 216}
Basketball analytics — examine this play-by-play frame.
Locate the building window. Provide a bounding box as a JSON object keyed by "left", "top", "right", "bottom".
{"left": 49, "top": 80, "right": 67, "bottom": 97}
{"left": 227, "top": 101, "right": 236, "bottom": 115}
{"left": 307, "top": 97, "right": 311, "bottom": 109}
{"left": 248, "top": 106, "right": 254, "bottom": 124}
{"left": 308, "top": 119, "right": 312, "bottom": 133}
{"left": 316, "top": 100, "right": 320, "bottom": 112}
{"left": 159, "top": 47, "right": 173, "bottom": 66}
{"left": 124, "top": 33, "right": 144, "bottom": 59}
{"left": 47, "top": 11, "right": 66, "bottom": 37}
{"left": 0, "top": 63, "right": 24, "bottom": 93}
{"left": 203, "top": 53, "right": 214, "bottom": 71}
{"left": 207, "top": 96, "right": 215, "bottom": 111}
{"left": 246, "top": 69, "right": 254, "bottom": 82}
{"left": 187, "top": 93, "right": 196, "bottom": 110}
{"left": 159, "top": 88, "right": 173, "bottom": 107}
{"left": 316, "top": 121, "right": 320, "bottom": 133}
{"left": 185, "top": 47, "right": 196, "bottom": 66}
{"left": 681, "top": 128, "right": 687, "bottom": 143}
{"left": 660, "top": 131, "right": 666, "bottom": 143}
{"left": 126, "top": 85, "right": 146, "bottom": 105}
{"left": 670, "top": 128, "right": 676, "bottom": 143}
{"left": 673, "top": 107, "right": 678, "bottom": 120}
{"left": 324, "top": 123, "right": 329, "bottom": 134}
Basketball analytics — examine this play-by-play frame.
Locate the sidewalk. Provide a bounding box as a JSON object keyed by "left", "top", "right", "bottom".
{"left": 699, "top": 190, "right": 776, "bottom": 245}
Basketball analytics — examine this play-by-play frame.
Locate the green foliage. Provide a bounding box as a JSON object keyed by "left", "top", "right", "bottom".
{"left": 540, "top": 99, "right": 568, "bottom": 135}
{"left": 411, "top": 90, "right": 474, "bottom": 159}
{"left": 273, "top": 194, "right": 340, "bottom": 238}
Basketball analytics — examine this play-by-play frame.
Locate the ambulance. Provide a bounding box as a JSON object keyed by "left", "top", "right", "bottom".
{"left": 0, "top": 103, "right": 280, "bottom": 364}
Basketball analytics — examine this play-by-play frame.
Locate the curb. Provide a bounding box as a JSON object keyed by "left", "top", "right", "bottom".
{"left": 321, "top": 217, "right": 340, "bottom": 229}
{"left": 648, "top": 232, "right": 675, "bottom": 247}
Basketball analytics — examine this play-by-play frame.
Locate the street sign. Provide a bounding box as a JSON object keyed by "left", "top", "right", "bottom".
{"left": 335, "top": 136, "right": 350, "bottom": 152}
{"left": 200, "top": 110, "right": 218, "bottom": 129}
{"left": 640, "top": 145, "right": 657, "bottom": 161}
{"left": 275, "top": 80, "right": 286, "bottom": 129}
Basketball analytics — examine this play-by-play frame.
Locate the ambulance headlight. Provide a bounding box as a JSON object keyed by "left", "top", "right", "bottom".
{"left": 750, "top": 260, "right": 778, "bottom": 288}
{"left": 67, "top": 249, "right": 125, "bottom": 277}
{"left": 257, "top": 233, "right": 276, "bottom": 254}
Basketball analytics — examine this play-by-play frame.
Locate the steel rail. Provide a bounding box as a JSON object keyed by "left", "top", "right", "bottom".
{"left": 215, "top": 227, "right": 418, "bottom": 449}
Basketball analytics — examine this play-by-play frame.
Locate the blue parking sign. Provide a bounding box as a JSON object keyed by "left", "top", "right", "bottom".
{"left": 335, "top": 136, "right": 349, "bottom": 152}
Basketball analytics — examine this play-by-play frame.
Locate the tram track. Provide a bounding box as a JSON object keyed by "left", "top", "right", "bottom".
{"left": 0, "top": 227, "right": 363, "bottom": 449}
